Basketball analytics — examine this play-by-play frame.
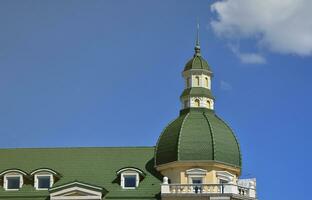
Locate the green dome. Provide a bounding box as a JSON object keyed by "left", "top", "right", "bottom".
{"left": 155, "top": 108, "right": 241, "bottom": 168}
{"left": 184, "top": 55, "right": 211, "bottom": 71}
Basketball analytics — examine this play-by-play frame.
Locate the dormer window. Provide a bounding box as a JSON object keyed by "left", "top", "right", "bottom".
{"left": 7, "top": 176, "right": 21, "bottom": 190}
{"left": 116, "top": 167, "right": 145, "bottom": 189}
{"left": 30, "top": 168, "right": 59, "bottom": 190}
{"left": 0, "top": 169, "right": 27, "bottom": 191}
{"left": 36, "top": 175, "right": 52, "bottom": 189}
{"left": 124, "top": 175, "right": 137, "bottom": 188}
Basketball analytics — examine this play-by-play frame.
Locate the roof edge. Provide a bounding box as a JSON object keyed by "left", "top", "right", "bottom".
{"left": 0, "top": 146, "right": 155, "bottom": 151}
{"left": 155, "top": 160, "right": 241, "bottom": 176}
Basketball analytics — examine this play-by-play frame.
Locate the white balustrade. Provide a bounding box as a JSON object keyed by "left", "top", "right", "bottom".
{"left": 161, "top": 183, "right": 256, "bottom": 198}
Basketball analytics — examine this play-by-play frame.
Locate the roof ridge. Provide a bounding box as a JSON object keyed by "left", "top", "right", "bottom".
{"left": 177, "top": 113, "right": 190, "bottom": 161}
{"left": 199, "top": 56, "right": 204, "bottom": 69}
{"left": 192, "top": 55, "right": 199, "bottom": 67}
{"left": 203, "top": 112, "right": 216, "bottom": 160}
{"left": 214, "top": 114, "right": 242, "bottom": 168}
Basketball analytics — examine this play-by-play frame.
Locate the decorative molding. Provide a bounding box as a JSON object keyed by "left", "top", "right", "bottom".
{"left": 216, "top": 171, "right": 235, "bottom": 183}
{"left": 0, "top": 169, "right": 27, "bottom": 176}
{"left": 182, "top": 69, "right": 212, "bottom": 78}
{"left": 50, "top": 181, "right": 103, "bottom": 192}
{"left": 50, "top": 185, "right": 102, "bottom": 200}
{"left": 156, "top": 160, "right": 241, "bottom": 176}
{"left": 116, "top": 167, "right": 145, "bottom": 176}
{"left": 186, "top": 168, "right": 207, "bottom": 176}
{"left": 30, "top": 168, "right": 60, "bottom": 176}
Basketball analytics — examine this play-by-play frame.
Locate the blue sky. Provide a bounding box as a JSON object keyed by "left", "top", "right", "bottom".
{"left": 0, "top": 1, "right": 311, "bottom": 199}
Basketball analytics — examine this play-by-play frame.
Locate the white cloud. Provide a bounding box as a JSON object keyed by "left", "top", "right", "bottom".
{"left": 237, "top": 53, "right": 266, "bottom": 64}
{"left": 211, "top": 0, "right": 312, "bottom": 56}
{"left": 229, "top": 45, "right": 266, "bottom": 64}
{"left": 220, "top": 80, "right": 233, "bottom": 91}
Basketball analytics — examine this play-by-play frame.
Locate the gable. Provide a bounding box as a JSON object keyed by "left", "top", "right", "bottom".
{"left": 50, "top": 183, "right": 103, "bottom": 200}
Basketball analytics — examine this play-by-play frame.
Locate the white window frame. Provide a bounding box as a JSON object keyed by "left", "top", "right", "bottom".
{"left": 186, "top": 168, "right": 207, "bottom": 184}
{"left": 117, "top": 168, "right": 143, "bottom": 189}
{"left": 216, "top": 171, "right": 234, "bottom": 184}
{"left": 34, "top": 173, "right": 54, "bottom": 190}
{"left": 120, "top": 171, "right": 139, "bottom": 189}
{"left": 3, "top": 173, "right": 23, "bottom": 191}
{"left": 30, "top": 168, "right": 58, "bottom": 190}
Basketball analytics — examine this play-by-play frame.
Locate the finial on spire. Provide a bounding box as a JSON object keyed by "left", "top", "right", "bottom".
{"left": 196, "top": 22, "right": 200, "bottom": 47}
{"left": 195, "top": 21, "right": 201, "bottom": 56}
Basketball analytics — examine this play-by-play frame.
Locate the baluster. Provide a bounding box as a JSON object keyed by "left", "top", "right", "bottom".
{"left": 181, "top": 185, "right": 185, "bottom": 193}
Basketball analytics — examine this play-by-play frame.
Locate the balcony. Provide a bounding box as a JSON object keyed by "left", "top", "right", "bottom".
{"left": 161, "top": 183, "right": 256, "bottom": 200}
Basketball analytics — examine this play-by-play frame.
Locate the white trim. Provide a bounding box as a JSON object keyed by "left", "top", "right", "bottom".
{"left": 117, "top": 168, "right": 143, "bottom": 189}
{"left": 116, "top": 167, "right": 144, "bottom": 175}
{"left": 50, "top": 181, "right": 102, "bottom": 192}
{"left": 216, "top": 171, "right": 234, "bottom": 183}
{"left": 182, "top": 97, "right": 214, "bottom": 109}
{"left": 51, "top": 197, "right": 100, "bottom": 200}
{"left": 120, "top": 171, "right": 140, "bottom": 189}
{"left": 3, "top": 173, "right": 23, "bottom": 191}
{"left": 30, "top": 168, "right": 58, "bottom": 176}
{"left": 34, "top": 173, "right": 54, "bottom": 190}
{"left": 51, "top": 186, "right": 101, "bottom": 196}
{"left": 50, "top": 186, "right": 102, "bottom": 200}
{"left": 186, "top": 168, "right": 207, "bottom": 185}
{"left": 186, "top": 168, "right": 207, "bottom": 176}
{"left": 0, "top": 169, "right": 27, "bottom": 176}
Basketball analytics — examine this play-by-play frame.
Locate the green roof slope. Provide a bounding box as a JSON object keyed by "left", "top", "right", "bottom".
{"left": 155, "top": 108, "right": 241, "bottom": 168}
{"left": 0, "top": 147, "right": 162, "bottom": 200}
{"left": 180, "top": 87, "right": 215, "bottom": 99}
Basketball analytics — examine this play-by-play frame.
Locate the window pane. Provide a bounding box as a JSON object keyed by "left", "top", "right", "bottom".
{"left": 124, "top": 175, "right": 136, "bottom": 188}
{"left": 7, "top": 177, "right": 20, "bottom": 189}
{"left": 192, "top": 178, "right": 202, "bottom": 184}
{"left": 220, "top": 179, "right": 228, "bottom": 184}
{"left": 38, "top": 176, "right": 51, "bottom": 189}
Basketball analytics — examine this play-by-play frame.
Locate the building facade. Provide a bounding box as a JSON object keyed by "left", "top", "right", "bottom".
{"left": 0, "top": 34, "right": 257, "bottom": 200}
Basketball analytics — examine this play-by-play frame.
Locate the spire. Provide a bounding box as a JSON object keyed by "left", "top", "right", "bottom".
{"left": 194, "top": 22, "right": 201, "bottom": 56}
{"left": 196, "top": 23, "right": 200, "bottom": 47}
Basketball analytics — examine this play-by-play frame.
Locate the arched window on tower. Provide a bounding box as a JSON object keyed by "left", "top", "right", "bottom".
{"left": 207, "top": 100, "right": 211, "bottom": 109}
{"left": 195, "top": 76, "right": 200, "bottom": 86}
{"left": 195, "top": 99, "right": 200, "bottom": 107}
{"left": 205, "top": 77, "right": 209, "bottom": 88}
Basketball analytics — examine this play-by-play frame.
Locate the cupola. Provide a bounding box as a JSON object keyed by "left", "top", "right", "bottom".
{"left": 155, "top": 25, "right": 242, "bottom": 182}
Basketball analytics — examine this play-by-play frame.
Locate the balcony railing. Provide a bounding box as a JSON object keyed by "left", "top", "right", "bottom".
{"left": 161, "top": 183, "right": 256, "bottom": 198}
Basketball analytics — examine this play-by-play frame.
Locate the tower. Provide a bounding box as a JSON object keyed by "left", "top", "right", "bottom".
{"left": 155, "top": 27, "right": 257, "bottom": 200}
{"left": 181, "top": 24, "right": 214, "bottom": 110}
